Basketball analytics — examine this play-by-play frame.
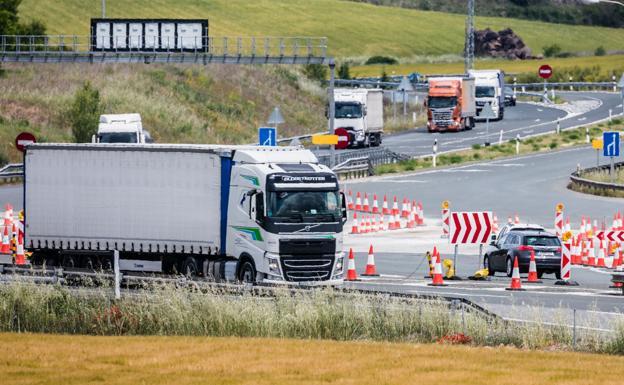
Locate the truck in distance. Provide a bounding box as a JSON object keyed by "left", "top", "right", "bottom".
{"left": 92, "top": 113, "right": 153, "bottom": 144}
{"left": 469, "top": 69, "right": 505, "bottom": 121}
{"left": 330, "top": 88, "right": 384, "bottom": 148}
{"left": 426, "top": 76, "right": 476, "bottom": 133}
{"left": 24, "top": 144, "right": 347, "bottom": 285}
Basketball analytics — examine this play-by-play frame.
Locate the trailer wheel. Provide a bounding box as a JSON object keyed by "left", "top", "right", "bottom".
{"left": 181, "top": 257, "right": 198, "bottom": 277}
{"left": 239, "top": 260, "right": 257, "bottom": 284}
{"left": 61, "top": 255, "right": 76, "bottom": 269}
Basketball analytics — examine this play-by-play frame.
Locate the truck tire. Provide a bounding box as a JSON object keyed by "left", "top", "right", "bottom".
{"left": 181, "top": 257, "right": 198, "bottom": 277}
{"left": 238, "top": 260, "right": 257, "bottom": 284}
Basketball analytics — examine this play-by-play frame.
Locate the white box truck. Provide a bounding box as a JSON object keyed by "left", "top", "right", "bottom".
{"left": 23, "top": 144, "right": 347, "bottom": 284}
{"left": 468, "top": 69, "right": 505, "bottom": 121}
{"left": 92, "top": 113, "right": 153, "bottom": 144}
{"left": 331, "top": 88, "right": 384, "bottom": 148}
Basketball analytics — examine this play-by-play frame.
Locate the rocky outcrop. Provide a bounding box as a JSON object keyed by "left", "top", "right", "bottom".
{"left": 474, "top": 28, "right": 532, "bottom": 60}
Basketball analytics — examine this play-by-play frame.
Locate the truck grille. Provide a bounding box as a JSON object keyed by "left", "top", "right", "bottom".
{"left": 433, "top": 112, "right": 452, "bottom": 121}
{"left": 279, "top": 239, "right": 336, "bottom": 282}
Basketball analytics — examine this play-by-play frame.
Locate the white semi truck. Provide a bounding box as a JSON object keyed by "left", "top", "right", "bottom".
{"left": 23, "top": 144, "right": 347, "bottom": 284}
{"left": 331, "top": 88, "right": 384, "bottom": 148}
{"left": 92, "top": 113, "right": 153, "bottom": 144}
{"left": 468, "top": 70, "right": 505, "bottom": 121}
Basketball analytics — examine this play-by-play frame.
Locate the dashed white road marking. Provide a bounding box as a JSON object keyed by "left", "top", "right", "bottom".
{"left": 578, "top": 117, "right": 587, "bottom": 121}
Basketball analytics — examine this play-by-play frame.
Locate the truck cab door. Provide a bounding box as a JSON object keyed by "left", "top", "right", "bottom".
{"left": 249, "top": 191, "right": 265, "bottom": 225}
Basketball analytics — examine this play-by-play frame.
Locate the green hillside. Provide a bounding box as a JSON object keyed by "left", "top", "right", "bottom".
{"left": 18, "top": 0, "right": 624, "bottom": 59}
{"left": 0, "top": 64, "right": 326, "bottom": 163}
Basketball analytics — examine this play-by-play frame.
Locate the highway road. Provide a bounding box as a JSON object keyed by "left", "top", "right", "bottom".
{"left": 324, "top": 91, "right": 622, "bottom": 158}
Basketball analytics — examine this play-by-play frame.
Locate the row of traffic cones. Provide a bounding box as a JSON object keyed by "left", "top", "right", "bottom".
{"left": 346, "top": 191, "right": 424, "bottom": 221}
{"left": 350, "top": 203, "right": 424, "bottom": 234}
{"left": 1, "top": 204, "right": 26, "bottom": 265}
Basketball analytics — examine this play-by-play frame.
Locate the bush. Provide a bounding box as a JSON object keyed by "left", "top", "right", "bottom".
{"left": 471, "top": 144, "right": 481, "bottom": 150}
{"left": 549, "top": 141, "right": 558, "bottom": 149}
{"left": 542, "top": 44, "right": 562, "bottom": 58}
{"left": 338, "top": 62, "right": 351, "bottom": 80}
{"left": 302, "top": 64, "right": 327, "bottom": 84}
{"left": 68, "top": 81, "right": 102, "bottom": 143}
{"left": 595, "top": 46, "right": 607, "bottom": 56}
{"left": 365, "top": 56, "right": 398, "bottom": 65}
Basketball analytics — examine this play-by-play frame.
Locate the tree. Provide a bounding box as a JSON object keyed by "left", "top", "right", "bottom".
{"left": 0, "top": 0, "right": 21, "bottom": 36}
{"left": 69, "top": 81, "right": 102, "bottom": 143}
{"left": 338, "top": 62, "right": 351, "bottom": 80}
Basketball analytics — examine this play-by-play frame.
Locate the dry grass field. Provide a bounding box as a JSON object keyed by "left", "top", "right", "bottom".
{"left": 3, "top": 333, "right": 624, "bottom": 385}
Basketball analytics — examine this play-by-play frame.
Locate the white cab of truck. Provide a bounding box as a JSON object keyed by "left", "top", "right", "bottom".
{"left": 468, "top": 70, "right": 505, "bottom": 121}
{"left": 92, "top": 113, "right": 152, "bottom": 143}
{"left": 331, "top": 88, "right": 384, "bottom": 148}
{"left": 24, "top": 144, "right": 347, "bottom": 285}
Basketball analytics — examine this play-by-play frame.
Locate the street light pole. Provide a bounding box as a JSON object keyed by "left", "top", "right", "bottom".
{"left": 102, "top": 0, "right": 106, "bottom": 17}
{"left": 464, "top": 0, "right": 475, "bottom": 74}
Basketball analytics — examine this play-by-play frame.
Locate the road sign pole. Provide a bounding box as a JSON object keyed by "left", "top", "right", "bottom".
{"left": 453, "top": 244, "right": 458, "bottom": 277}
{"left": 478, "top": 244, "right": 483, "bottom": 270}
{"left": 485, "top": 117, "right": 490, "bottom": 146}
{"left": 328, "top": 59, "right": 336, "bottom": 168}
{"left": 597, "top": 149, "right": 600, "bottom": 168}
{"left": 611, "top": 156, "right": 615, "bottom": 184}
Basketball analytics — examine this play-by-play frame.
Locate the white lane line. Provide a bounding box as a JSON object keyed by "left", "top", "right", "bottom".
{"left": 537, "top": 109, "right": 543, "bottom": 112}
{"left": 578, "top": 117, "right": 587, "bottom": 121}
{"left": 534, "top": 119, "right": 541, "bottom": 122}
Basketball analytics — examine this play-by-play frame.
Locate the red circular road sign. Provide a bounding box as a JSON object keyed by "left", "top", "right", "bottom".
{"left": 538, "top": 64, "right": 553, "bottom": 79}
{"left": 334, "top": 127, "right": 350, "bottom": 150}
{"left": 15, "top": 132, "right": 36, "bottom": 153}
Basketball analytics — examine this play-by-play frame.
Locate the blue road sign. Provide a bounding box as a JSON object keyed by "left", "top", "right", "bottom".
{"left": 258, "top": 127, "right": 277, "bottom": 146}
{"left": 603, "top": 131, "right": 620, "bottom": 157}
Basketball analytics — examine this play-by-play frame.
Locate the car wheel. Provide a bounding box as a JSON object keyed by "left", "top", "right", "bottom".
{"left": 506, "top": 257, "right": 513, "bottom": 278}
{"left": 483, "top": 255, "right": 494, "bottom": 275}
{"left": 239, "top": 260, "right": 257, "bottom": 284}
{"left": 537, "top": 271, "right": 544, "bottom": 279}
{"left": 555, "top": 271, "right": 561, "bottom": 280}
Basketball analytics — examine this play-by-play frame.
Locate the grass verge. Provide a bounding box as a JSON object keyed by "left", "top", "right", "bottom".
{"left": 3, "top": 332, "right": 624, "bottom": 385}
{"left": 2, "top": 281, "right": 624, "bottom": 355}
{"left": 375, "top": 119, "right": 623, "bottom": 175}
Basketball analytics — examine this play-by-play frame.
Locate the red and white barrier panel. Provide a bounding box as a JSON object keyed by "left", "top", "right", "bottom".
{"left": 449, "top": 211, "right": 492, "bottom": 245}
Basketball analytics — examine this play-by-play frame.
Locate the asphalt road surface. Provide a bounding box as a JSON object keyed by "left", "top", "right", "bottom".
{"left": 322, "top": 91, "right": 623, "bottom": 158}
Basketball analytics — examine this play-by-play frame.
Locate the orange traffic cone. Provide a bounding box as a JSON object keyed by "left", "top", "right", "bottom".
{"left": 345, "top": 248, "right": 359, "bottom": 281}
{"left": 401, "top": 198, "right": 409, "bottom": 218}
{"left": 382, "top": 195, "right": 390, "bottom": 215}
{"left": 525, "top": 250, "right": 542, "bottom": 283}
{"left": 347, "top": 190, "right": 354, "bottom": 211}
{"left": 355, "top": 192, "right": 362, "bottom": 211}
{"left": 372, "top": 194, "right": 379, "bottom": 214}
{"left": 428, "top": 250, "right": 447, "bottom": 286}
{"left": 0, "top": 225, "right": 10, "bottom": 254}
{"left": 363, "top": 193, "right": 370, "bottom": 213}
{"left": 596, "top": 244, "right": 606, "bottom": 268}
{"left": 392, "top": 196, "right": 399, "bottom": 215}
{"left": 393, "top": 211, "right": 401, "bottom": 230}
{"left": 514, "top": 213, "right": 520, "bottom": 224}
{"left": 350, "top": 212, "right": 359, "bottom": 234}
{"left": 506, "top": 256, "right": 524, "bottom": 291}
{"left": 15, "top": 232, "right": 25, "bottom": 265}
{"left": 362, "top": 245, "right": 379, "bottom": 276}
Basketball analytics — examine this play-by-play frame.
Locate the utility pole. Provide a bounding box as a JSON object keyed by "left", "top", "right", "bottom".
{"left": 464, "top": 0, "right": 475, "bottom": 74}
{"left": 328, "top": 59, "right": 336, "bottom": 168}
{"left": 102, "top": 0, "right": 106, "bottom": 18}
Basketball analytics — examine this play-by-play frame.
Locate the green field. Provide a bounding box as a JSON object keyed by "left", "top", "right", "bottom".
{"left": 352, "top": 55, "right": 624, "bottom": 78}
{"left": 18, "top": 0, "right": 624, "bottom": 59}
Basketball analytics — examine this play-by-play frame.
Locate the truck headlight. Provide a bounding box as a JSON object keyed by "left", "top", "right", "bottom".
{"left": 334, "top": 255, "right": 344, "bottom": 274}
{"left": 265, "top": 253, "right": 281, "bottom": 276}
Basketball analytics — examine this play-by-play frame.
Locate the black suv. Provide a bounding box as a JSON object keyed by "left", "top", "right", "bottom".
{"left": 483, "top": 230, "right": 562, "bottom": 278}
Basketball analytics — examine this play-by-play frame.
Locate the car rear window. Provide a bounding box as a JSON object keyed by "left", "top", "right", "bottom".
{"left": 523, "top": 236, "right": 560, "bottom": 246}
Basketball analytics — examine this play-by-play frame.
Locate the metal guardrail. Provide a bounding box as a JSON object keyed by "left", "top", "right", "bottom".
{"left": 332, "top": 156, "right": 372, "bottom": 179}
{"left": 0, "top": 163, "right": 24, "bottom": 182}
{"left": 569, "top": 161, "right": 624, "bottom": 193}
{"left": 0, "top": 35, "right": 328, "bottom": 64}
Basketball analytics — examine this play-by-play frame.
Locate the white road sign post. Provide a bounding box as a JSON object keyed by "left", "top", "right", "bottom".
{"left": 449, "top": 211, "right": 493, "bottom": 273}
{"left": 479, "top": 102, "right": 497, "bottom": 146}
{"left": 618, "top": 73, "right": 624, "bottom": 115}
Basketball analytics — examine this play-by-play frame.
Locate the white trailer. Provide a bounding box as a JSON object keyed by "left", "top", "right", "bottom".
{"left": 331, "top": 88, "right": 384, "bottom": 147}
{"left": 24, "top": 144, "right": 347, "bottom": 284}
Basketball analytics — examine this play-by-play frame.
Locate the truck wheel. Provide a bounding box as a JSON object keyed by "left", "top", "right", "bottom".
{"left": 181, "top": 257, "right": 198, "bottom": 277}
{"left": 61, "top": 255, "right": 76, "bottom": 269}
{"left": 239, "top": 260, "right": 256, "bottom": 284}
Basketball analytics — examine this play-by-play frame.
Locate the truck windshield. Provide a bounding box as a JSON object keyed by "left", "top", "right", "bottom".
{"left": 428, "top": 96, "right": 457, "bottom": 109}
{"left": 268, "top": 191, "right": 340, "bottom": 222}
{"left": 335, "top": 102, "right": 363, "bottom": 119}
{"left": 98, "top": 132, "right": 138, "bottom": 143}
{"left": 476, "top": 86, "right": 496, "bottom": 98}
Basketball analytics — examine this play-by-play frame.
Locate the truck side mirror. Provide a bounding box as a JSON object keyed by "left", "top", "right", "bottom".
{"left": 363, "top": 106, "right": 367, "bottom": 116}
{"left": 340, "top": 192, "right": 348, "bottom": 223}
